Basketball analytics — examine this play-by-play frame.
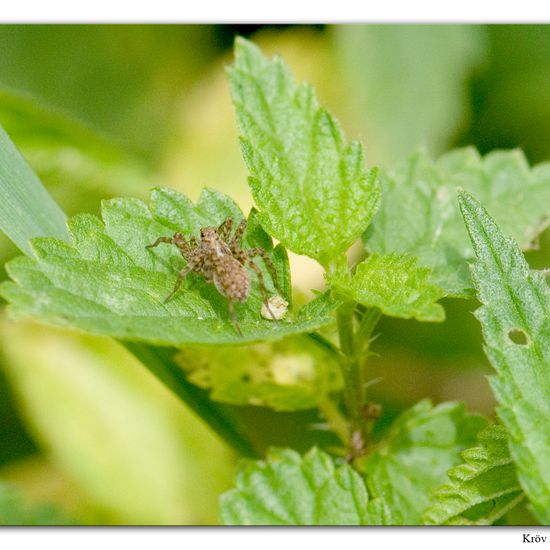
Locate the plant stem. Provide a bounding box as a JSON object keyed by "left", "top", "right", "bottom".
{"left": 336, "top": 303, "right": 382, "bottom": 457}
{"left": 317, "top": 397, "right": 349, "bottom": 446}
{"left": 306, "top": 331, "right": 344, "bottom": 359}
{"left": 355, "top": 307, "right": 382, "bottom": 359}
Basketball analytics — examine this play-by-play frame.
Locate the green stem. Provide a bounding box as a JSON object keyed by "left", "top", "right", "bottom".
{"left": 336, "top": 303, "right": 363, "bottom": 453}
{"left": 337, "top": 303, "right": 355, "bottom": 356}
{"left": 124, "top": 342, "right": 257, "bottom": 458}
{"left": 355, "top": 307, "right": 382, "bottom": 358}
{"left": 336, "top": 303, "right": 382, "bottom": 457}
{"left": 306, "top": 331, "right": 343, "bottom": 359}
{"left": 317, "top": 397, "right": 349, "bottom": 446}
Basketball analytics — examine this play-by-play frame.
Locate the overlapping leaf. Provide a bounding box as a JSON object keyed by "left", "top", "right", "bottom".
{"left": 228, "top": 38, "right": 380, "bottom": 266}
{"left": 459, "top": 191, "right": 550, "bottom": 524}
{"left": 327, "top": 253, "right": 445, "bottom": 322}
{"left": 0, "top": 187, "right": 336, "bottom": 345}
{"left": 365, "top": 148, "right": 550, "bottom": 296}
{"left": 220, "top": 447, "right": 393, "bottom": 525}
{"left": 424, "top": 425, "right": 523, "bottom": 525}
{"left": 359, "top": 400, "right": 488, "bottom": 525}
{"left": 176, "top": 334, "right": 342, "bottom": 411}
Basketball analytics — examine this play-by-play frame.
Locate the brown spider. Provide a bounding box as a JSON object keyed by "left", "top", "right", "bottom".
{"left": 146, "top": 217, "right": 280, "bottom": 334}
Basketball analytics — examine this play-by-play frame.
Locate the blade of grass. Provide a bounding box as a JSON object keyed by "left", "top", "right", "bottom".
{"left": 0, "top": 125, "right": 68, "bottom": 254}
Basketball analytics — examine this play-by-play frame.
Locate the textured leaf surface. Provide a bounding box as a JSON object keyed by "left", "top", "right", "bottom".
{"left": 176, "top": 335, "right": 342, "bottom": 411}
{"left": 0, "top": 482, "right": 70, "bottom": 525}
{"left": 327, "top": 253, "right": 445, "bottom": 322}
{"left": 228, "top": 38, "right": 380, "bottom": 265}
{"left": 424, "top": 425, "right": 523, "bottom": 525}
{"left": 220, "top": 447, "right": 392, "bottom": 525}
{"left": 459, "top": 191, "right": 550, "bottom": 524}
{"left": 360, "top": 400, "right": 488, "bottom": 525}
{"left": 0, "top": 187, "right": 336, "bottom": 345}
{"left": 365, "top": 148, "right": 550, "bottom": 296}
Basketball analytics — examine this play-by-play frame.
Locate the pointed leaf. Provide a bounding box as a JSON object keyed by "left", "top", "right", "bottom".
{"left": 327, "top": 253, "right": 445, "bottom": 322}
{"left": 424, "top": 425, "right": 523, "bottom": 525}
{"left": 459, "top": 191, "right": 550, "bottom": 524}
{"left": 228, "top": 38, "right": 380, "bottom": 266}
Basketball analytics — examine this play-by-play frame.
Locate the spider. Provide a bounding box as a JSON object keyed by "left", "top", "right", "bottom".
{"left": 146, "top": 217, "right": 281, "bottom": 334}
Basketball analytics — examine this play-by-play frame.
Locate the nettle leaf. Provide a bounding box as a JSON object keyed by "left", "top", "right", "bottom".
{"left": 424, "top": 425, "right": 523, "bottom": 525}
{"left": 327, "top": 253, "right": 445, "bottom": 322}
{"left": 365, "top": 148, "right": 550, "bottom": 296}
{"left": 0, "top": 187, "right": 337, "bottom": 345}
{"left": 220, "top": 447, "right": 393, "bottom": 525}
{"left": 359, "top": 400, "right": 488, "bottom": 525}
{"left": 176, "top": 334, "right": 342, "bottom": 412}
{"left": 228, "top": 38, "right": 380, "bottom": 266}
{"left": 459, "top": 191, "right": 550, "bottom": 524}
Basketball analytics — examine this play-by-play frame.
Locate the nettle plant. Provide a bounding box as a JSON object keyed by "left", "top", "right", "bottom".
{"left": 1, "top": 38, "right": 550, "bottom": 525}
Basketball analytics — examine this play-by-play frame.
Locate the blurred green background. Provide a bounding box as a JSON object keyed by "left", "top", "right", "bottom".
{"left": 0, "top": 24, "right": 549, "bottom": 524}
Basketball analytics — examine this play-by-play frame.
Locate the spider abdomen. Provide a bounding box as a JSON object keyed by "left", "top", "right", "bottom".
{"left": 212, "top": 254, "right": 250, "bottom": 302}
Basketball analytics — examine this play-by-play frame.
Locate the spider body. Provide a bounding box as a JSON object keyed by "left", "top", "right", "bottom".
{"left": 146, "top": 217, "right": 280, "bottom": 334}
{"left": 197, "top": 227, "right": 250, "bottom": 303}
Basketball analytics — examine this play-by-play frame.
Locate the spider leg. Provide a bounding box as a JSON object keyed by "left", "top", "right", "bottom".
{"left": 163, "top": 263, "right": 196, "bottom": 303}
{"left": 147, "top": 233, "right": 193, "bottom": 256}
{"left": 227, "top": 299, "right": 243, "bottom": 336}
{"left": 146, "top": 236, "right": 175, "bottom": 249}
{"left": 230, "top": 219, "right": 247, "bottom": 249}
{"left": 245, "top": 247, "right": 280, "bottom": 295}
{"left": 217, "top": 217, "right": 233, "bottom": 241}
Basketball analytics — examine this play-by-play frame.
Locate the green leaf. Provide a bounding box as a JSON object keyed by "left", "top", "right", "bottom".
{"left": 176, "top": 334, "right": 342, "bottom": 412}
{"left": 365, "top": 148, "right": 550, "bottom": 296}
{"left": 228, "top": 37, "right": 380, "bottom": 266}
{"left": 333, "top": 25, "right": 486, "bottom": 164}
{"left": 459, "top": 191, "right": 550, "bottom": 524}
{"left": 424, "top": 425, "right": 523, "bottom": 525}
{"left": 0, "top": 187, "right": 336, "bottom": 345}
{"left": 0, "top": 124, "right": 68, "bottom": 255}
{"left": 327, "top": 253, "right": 445, "bottom": 322}
{"left": 360, "top": 400, "right": 488, "bottom": 525}
{"left": 0, "top": 482, "right": 70, "bottom": 525}
{"left": 220, "top": 447, "right": 392, "bottom": 525}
